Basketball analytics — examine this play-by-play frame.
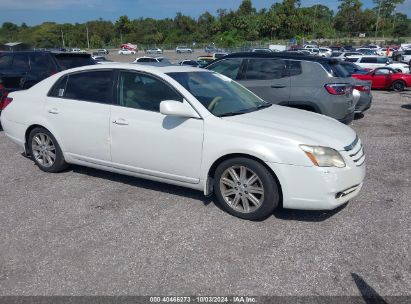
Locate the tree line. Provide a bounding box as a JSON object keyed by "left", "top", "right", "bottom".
{"left": 0, "top": 0, "right": 409, "bottom": 49}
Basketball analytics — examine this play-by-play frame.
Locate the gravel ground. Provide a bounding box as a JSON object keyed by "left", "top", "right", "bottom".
{"left": 0, "top": 90, "right": 410, "bottom": 297}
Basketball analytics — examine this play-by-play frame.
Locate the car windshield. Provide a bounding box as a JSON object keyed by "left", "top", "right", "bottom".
{"left": 167, "top": 71, "right": 270, "bottom": 117}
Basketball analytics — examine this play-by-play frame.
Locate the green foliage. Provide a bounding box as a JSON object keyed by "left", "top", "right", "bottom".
{"left": 0, "top": 0, "right": 410, "bottom": 49}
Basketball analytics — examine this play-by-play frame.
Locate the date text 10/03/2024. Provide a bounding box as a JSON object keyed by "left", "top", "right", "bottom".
{"left": 149, "top": 296, "right": 257, "bottom": 303}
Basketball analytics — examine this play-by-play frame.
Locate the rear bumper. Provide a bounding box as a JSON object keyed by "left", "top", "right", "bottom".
{"left": 355, "top": 94, "right": 372, "bottom": 113}
{"left": 267, "top": 161, "right": 366, "bottom": 210}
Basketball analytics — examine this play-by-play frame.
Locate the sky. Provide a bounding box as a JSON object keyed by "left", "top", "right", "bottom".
{"left": 0, "top": 0, "right": 410, "bottom": 26}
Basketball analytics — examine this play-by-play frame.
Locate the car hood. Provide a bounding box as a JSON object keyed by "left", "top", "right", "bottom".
{"left": 221, "top": 105, "right": 356, "bottom": 151}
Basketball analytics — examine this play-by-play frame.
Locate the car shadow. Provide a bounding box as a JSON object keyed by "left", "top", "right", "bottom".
{"left": 401, "top": 103, "right": 411, "bottom": 110}
{"left": 71, "top": 165, "right": 214, "bottom": 206}
{"left": 354, "top": 113, "right": 365, "bottom": 120}
{"left": 351, "top": 273, "right": 388, "bottom": 304}
{"left": 272, "top": 204, "right": 347, "bottom": 222}
{"left": 69, "top": 165, "right": 344, "bottom": 222}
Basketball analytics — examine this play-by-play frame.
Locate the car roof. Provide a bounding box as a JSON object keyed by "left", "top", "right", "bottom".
{"left": 58, "top": 62, "right": 208, "bottom": 74}
{"left": 0, "top": 50, "right": 91, "bottom": 57}
{"left": 222, "top": 52, "right": 341, "bottom": 64}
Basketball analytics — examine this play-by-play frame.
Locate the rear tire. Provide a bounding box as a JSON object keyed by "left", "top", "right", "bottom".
{"left": 28, "top": 127, "right": 68, "bottom": 173}
{"left": 214, "top": 157, "right": 279, "bottom": 220}
{"left": 392, "top": 80, "right": 405, "bottom": 92}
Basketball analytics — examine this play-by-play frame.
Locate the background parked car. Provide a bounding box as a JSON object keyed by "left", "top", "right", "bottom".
{"left": 352, "top": 67, "right": 411, "bottom": 91}
{"left": 204, "top": 46, "right": 218, "bottom": 53}
{"left": 319, "top": 48, "right": 332, "bottom": 57}
{"left": 197, "top": 56, "right": 214, "bottom": 65}
{"left": 0, "top": 51, "right": 95, "bottom": 92}
{"left": 178, "top": 60, "right": 201, "bottom": 67}
{"left": 118, "top": 49, "right": 136, "bottom": 55}
{"left": 145, "top": 48, "right": 163, "bottom": 54}
{"left": 205, "top": 52, "right": 356, "bottom": 124}
{"left": 400, "top": 49, "right": 411, "bottom": 65}
{"left": 176, "top": 46, "right": 193, "bottom": 53}
{"left": 339, "top": 61, "right": 369, "bottom": 75}
{"left": 349, "top": 56, "right": 410, "bottom": 73}
{"left": 332, "top": 52, "right": 364, "bottom": 59}
{"left": 356, "top": 48, "right": 378, "bottom": 55}
{"left": 96, "top": 49, "right": 109, "bottom": 55}
{"left": 250, "top": 48, "right": 273, "bottom": 53}
{"left": 134, "top": 57, "right": 171, "bottom": 64}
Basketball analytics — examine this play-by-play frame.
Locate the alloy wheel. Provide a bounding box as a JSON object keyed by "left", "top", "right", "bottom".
{"left": 219, "top": 165, "right": 265, "bottom": 213}
{"left": 31, "top": 133, "right": 56, "bottom": 168}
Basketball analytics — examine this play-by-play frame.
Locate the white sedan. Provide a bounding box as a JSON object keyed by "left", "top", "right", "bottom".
{"left": 118, "top": 49, "right": 136, "bottom": 55}
{"left": 0, "top": 64, "right": 365, "bottom": 220}
{"left": 348, "top": 56, "right": 410, "bottom": 73}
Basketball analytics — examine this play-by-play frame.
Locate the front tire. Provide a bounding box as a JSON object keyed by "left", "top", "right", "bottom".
{"left": 214, "top": 157, "right": 279, "bottom": 220}
{"left": 392, "top": 80, "right": 405, "bottom": 92}
{"left": 28, "top": 127, "right": 68, "bottom": 173}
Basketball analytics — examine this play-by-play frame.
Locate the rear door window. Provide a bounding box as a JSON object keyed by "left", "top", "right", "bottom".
{"left": 30, "top": 53, "right": 56, "bottom": 74}
{"left": 48, "top": 75, "right": 68, "bottom": 97}
{"left": 12, "top": 53, "right": 30, "bottom": 70}
{"left": 245, "top": 58, "right": 287, "bottom": 80}
{"left": 0, "top": 54, "right": 13, "bottom": 69}
{"left": 207, "top": 59, "right": 243, "bottom": 79}
{"left": 288, "top": 60, "right": 302, "bottom": 76}
{"left": 64, "top": 70, "right": 113, "bottom": 103}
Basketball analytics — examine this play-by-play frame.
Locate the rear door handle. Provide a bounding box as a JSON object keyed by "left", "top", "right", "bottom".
{"left": 48, "top": 108, "right": 59, "bottom": 114}
{"left": 271, "top": 85, "right": 286, "bottom": 88}
{"left": 112, "top": 118, "right": 129, "bottom": 126}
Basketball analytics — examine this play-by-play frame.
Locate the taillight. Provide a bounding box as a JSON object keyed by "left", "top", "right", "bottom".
{"left": 0, "top": 93, "right": 12, "bottom": 111}
{"left": 325, "top": 84, "right": 353, "bottom": 95}
{"left": 354, "top": 85, "right": 371, "bottom": 92}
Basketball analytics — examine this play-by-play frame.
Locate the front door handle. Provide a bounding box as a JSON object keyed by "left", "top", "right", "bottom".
{"left": 112, "top": 118, "right": 129, "bottom": 126}
{"left": 48, "top": 108, "right": 59, "bottom": 114}
{"left": 271, "top": 85, "right": 286, "bottom": 88}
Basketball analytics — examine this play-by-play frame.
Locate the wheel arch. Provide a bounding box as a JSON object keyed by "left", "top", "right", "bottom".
{"left": 24, "top": 123, "right": 64, "bottom": 156}
{"left": 205, "top": 153, "right": 283, "bottom": 205}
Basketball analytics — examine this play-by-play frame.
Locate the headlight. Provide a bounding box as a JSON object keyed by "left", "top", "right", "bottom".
{"left": 300, "top": 145, "right": 346, "bottom": 168}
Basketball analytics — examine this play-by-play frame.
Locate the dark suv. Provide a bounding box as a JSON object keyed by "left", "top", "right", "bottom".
{"left": 206, "top": 52, "right": 356, "bottom": 124}
{"left": 0, "top": 51, "right": 95, "bottom": 92}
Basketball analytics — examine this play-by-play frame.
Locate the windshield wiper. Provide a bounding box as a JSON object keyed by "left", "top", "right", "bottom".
{"left": 218, "top": 109, "right": 251, "bottom": 117}
{"left": 218, "top": 103, "right": 272, "bottom": 117}
{"left": 255, "top": 103, "right": 272, "bottom": 110}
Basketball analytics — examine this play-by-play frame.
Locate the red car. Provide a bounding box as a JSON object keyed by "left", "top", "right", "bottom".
{"left": 352, "top": 67, "right": 411, "bottom": 91}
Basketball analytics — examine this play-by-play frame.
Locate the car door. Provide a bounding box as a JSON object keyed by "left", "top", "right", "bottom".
{"left": 110, "top": 70, "right": 203, "bottom": 183}
{"left": 45, "top": 70, "right": 113, "bottom": 162}
{"left": 239, "top": 58, "right": 290, "bottom": 105}
{"left": 371, "top": 68, "right": 391, "bottom": 89}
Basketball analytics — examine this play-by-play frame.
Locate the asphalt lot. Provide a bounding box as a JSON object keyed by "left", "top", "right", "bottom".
{"left": 0, "top": 90, "right": 410, "bottom": 297}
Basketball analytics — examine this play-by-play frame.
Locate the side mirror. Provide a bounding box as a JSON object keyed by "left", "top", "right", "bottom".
{"left": 160, "top": 100, "right": 200, "bottom": 119}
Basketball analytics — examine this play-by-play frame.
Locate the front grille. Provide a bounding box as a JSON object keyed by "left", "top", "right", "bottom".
{"left": 344, "top": 136, "right": 365, "bottom": 166}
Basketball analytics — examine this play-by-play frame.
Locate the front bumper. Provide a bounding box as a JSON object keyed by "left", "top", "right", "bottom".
{"left": 266, "top": 159, "right": 366, "bottom": 210}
